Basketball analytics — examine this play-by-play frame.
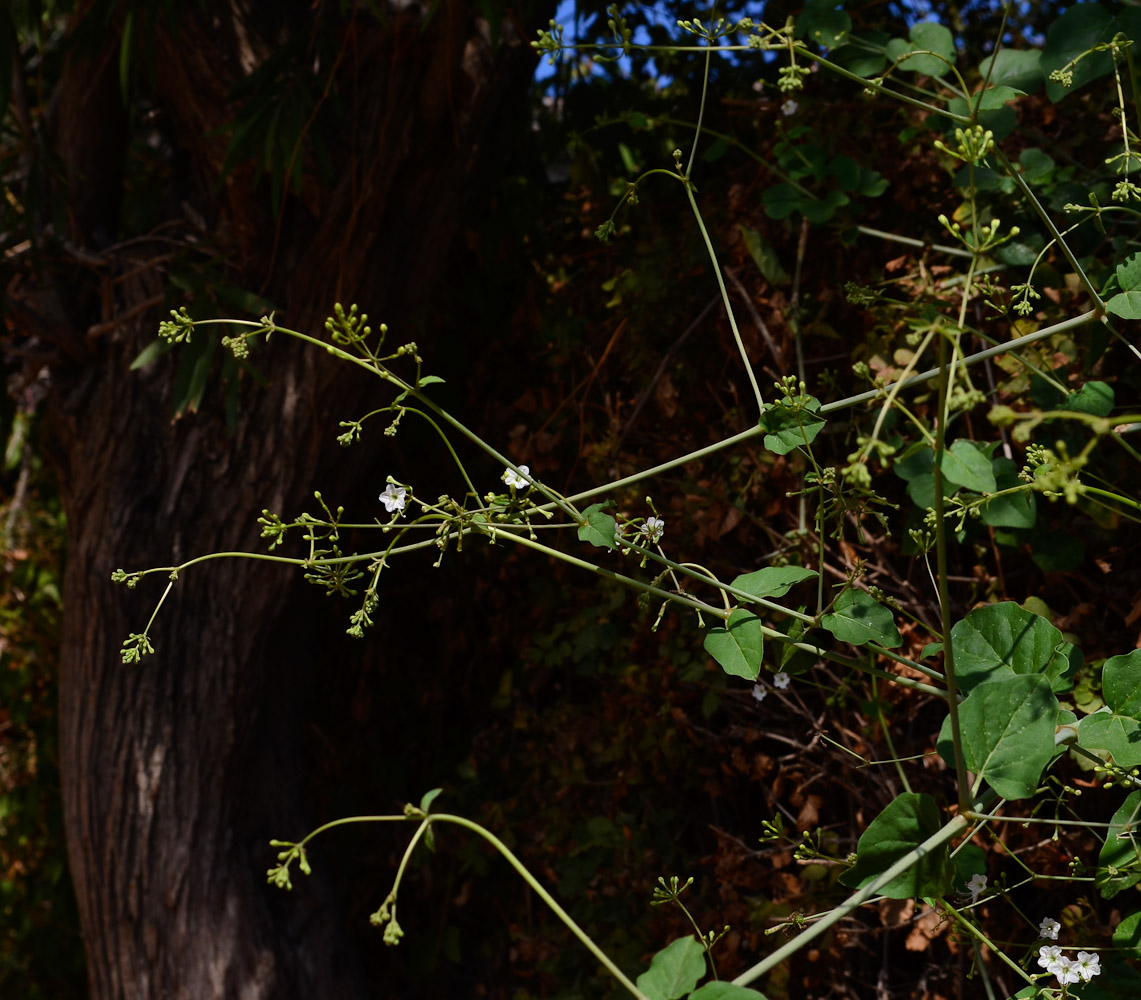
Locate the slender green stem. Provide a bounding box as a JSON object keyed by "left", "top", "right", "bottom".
{"left": 685, "top": 184, "right": 765, "bottom": 416}
{"left": 1085, "top": 485, "right": 1141, "bottom": 513}
{"left": 506, "top": 532, "right": 725, "bottom": 618}
{"left": 943, "top": 905, "right": 1035, "bottom": 986}
{"left": 684, "top": 31, "right": 712, "bottom": 179}
{"left": 397, "top": 407, "right": 479, "bottom": 498}
{"left": 557, "top": 310, "right": 1097, "bottom": 510}
{"left": 1068, "top": 744, "right": 1141, "bottom": 788}
{"left": 137, "top": 578, "right": 175, "bottom": 638}
{"left": 932, "top": 269, "right": 974, "bottom": 816}
{"left": 872, "top": 674, "right": 913, "bottom": 794}
{"left": 810, "top": 52, "right": 972, "bottom": 122}
{"left": 291, "top": 810, "right": 651, "bottom": 1000}
{"left": 429, "top": 814, "right": 653, "bottom": 1000}
{"left": 856, "top": 225, "right": 974, "bottom": 259}
{"left": 732, "top": 806, "right": 984, "bottom": 989}
{"left": 965, "top": 812, "right": 1136, "bottom": 829}
{"left": 993, "top": 147, "right": 1105, "bottom": 311}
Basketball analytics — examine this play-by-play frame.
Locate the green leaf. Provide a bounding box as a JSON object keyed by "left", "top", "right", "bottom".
{"left": 170, "top": 333, "right": 218, "bottom": 416}
{"left": 972, "top": 85, "right": 1023, "bottom": 112}
{"left": 578, "top": 503, "right": 617, "bottom": 549}
{"left": 635, "top": 936, "right": 706, "bottom": 1000}
{"left": 760, "top": 397, "right": 825, "bottom": 455}
{"left": 853, "top": 167, "right": 889, "bottom": 198}
{"left": 418, "top": 375, "right": 446, "bottom": 387}
{"left": 689, "top": 983, "right": 769, "bottom": 1000}
{"left": 888, "top": 22, "right": 956, "bottom": 77}
{"left": 894, "top": 444, "right": 933, "bottom": 481}
{"left": 1117, "top": 252, "right": 1141, "bottom": 292}
{"left": 704, "top": 610, "right": 765, "bottom": 681}
{"left": 731, "top": 566, "right": 817, "bottom": 601}
{"left": 822, "top": 589, "right": 902, "bottom": 649}
{"left": 739, "top": 226, "right": 790, "bottom": 285}
{"left": 1097, "top": 791, "right": 1141, "bottom": 900}
{"left": 419, "top": 787, "right": 443, "bottom": 813}
{"left": 1106, "top": 291, "right": 1141, "bottom": 320}
{"left": 952, "top": 843, "right": 987, "bottom": 888}
{"left": 950, "top": 602, "right": 1070, "bottom": 694}
{"left": 762, "top": 183, "right": 811, "bottom": 221}
{"left": 1018, "top": 147, "right": 1056, "bottom": 184}
{"left": 839, "top": 792, "right": 953, "bottom": 899}
{"left": 978, "top": 48, "right": 1044, "bottom": 92}
{"left": 980, "top": 458, "right": 1036, "bottom": 530}
{"left": 1028, "top": 529, "right": 1085, "bottom": 573}
{"left": 119, "top": 9, "right": 134, "bottom": 101}
{"left": 1078, "top": 650, "right": 1141, "bottom": 767}
{"left": 937, "top": 675, "right": 1059, "bottom": 800}
{"left": 1042, "top": 4, "right": 1116, "bottom": 101}
{"left": 794, "top": 0, "right": 851, "bottom": 49}
{"left": 1113, "top": 906, "right": 1141, "bottom": 952}
{"left": 1062, "top": 381, "right": 1114, "bottom": 417}
{"left": 702, "top": 136, "right": 729, "bottom": 164}
{"left": 130, "top": 337, "right": 174, "bottom": 371}
{"left": 801, "top": 188, "right": 850, "bottom": 223}
{"left": 829, "top": 31, "right": 888, "bottom": 78}
{"left": 938, "top": 440, "right": 996, "bottom": 493}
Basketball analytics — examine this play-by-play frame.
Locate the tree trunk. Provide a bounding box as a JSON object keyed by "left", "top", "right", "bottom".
{"left": 36, "top": 2, "right": 547, "bottom": 996}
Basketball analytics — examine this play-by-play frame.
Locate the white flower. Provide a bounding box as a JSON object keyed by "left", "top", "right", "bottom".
{"left": 1051, "top": 955, "right": 1081, "bottom": 986}
{"left": 502, "top": 465, "right": 530, "bottom": 489}
{"left": 380, "top": 483, "right": 408, "bottom": 513}
{"left": 1074, "top": 951, "right": 1100, "bottom": 981}
{"left": 1039, "top": 917, "right": 1061, "bottom": 941}
{"left": 1038, "top": 945, "right": 1063, "bottom": 970}
{"left": 966, "top": 873, "right": 987, "bottom": 903}
{"left": 773, "top": 671, "right": 791, "bottom": 690}
{"left": 751, "top": 684, "right": 767, "bottom": 703}
{"left": 781, "top": 99, "right": 798, "bottom": 116}
{"left": 639, "top": 516, "right": 665, "bottom": 544}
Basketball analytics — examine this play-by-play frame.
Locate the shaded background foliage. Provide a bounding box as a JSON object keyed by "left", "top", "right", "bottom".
{"left": 5, "top": 0, "right": 1141, "bottom": 998}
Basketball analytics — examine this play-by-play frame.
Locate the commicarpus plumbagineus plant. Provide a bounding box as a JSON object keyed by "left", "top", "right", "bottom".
{"left": 119, "top": 3, "right": 1141, "bottom": 997}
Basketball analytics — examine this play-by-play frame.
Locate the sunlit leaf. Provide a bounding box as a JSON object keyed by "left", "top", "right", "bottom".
{"left": 938, "top": 675, "right": 1058, "bottom": 800}
{"left": 635, "top": 936, "right": 705, "bottom": 1000}
{"left": 839, "top": 792, "right": 953, "bottom": 899}
{"left": 704, "top": 610, "right": 765, "bottom": 680}
{"left": 822, "top": 589, "right": 901, "bottom": 649}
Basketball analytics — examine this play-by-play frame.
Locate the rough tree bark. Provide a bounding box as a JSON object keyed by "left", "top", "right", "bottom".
{"left": 25, "top": 2, "right": 548, "bottom": 996}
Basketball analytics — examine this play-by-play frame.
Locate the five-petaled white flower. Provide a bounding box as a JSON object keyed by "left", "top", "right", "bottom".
{"left": 639, "top": 516, "right": 665, "bottom": 544}
{"left": 1039, "top": 917, "right": 1061, "bottom": 941}
{"left": 751, "top": 683, "right": 767, "bottom": 703}
{"left": 966, "top": 873, "right": 987, "bottom": 903}
{"left": 380, "top": 483, "right": 408, "bottom": 513}
{"left": 1074, "top": 951, "right": 1101, "bottom": 982}
{"left": 1050, "top": 955, "right": 1081, "bottom": 986}
{"left": 773, "top": 671, "right": 791, "bottom": 690}
{"left": 781, "top": 99, "right": 798, "bottom": 116}
{"left": 1037, "top": 945, "right": 1063, "bottom": 970}
{"left": 502, "top": 465, "right": 530, "bottom": 489}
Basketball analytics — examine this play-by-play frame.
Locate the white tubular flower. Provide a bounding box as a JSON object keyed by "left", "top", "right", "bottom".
{"left": 502, "top": 465, "right": 530, "bottom": 489}
{"left": 751, "top": 684, "right": 767, "bottom": 703}
{"left": 1038, "top": 917, "right": 1061, "bottom": 941}
{"left": 639, "top": 516, "right": 665, "bottom": 544}
{"left": 380, "top": 483, "right": 408, "bottom": 513}
{"left": 1038, "top": 945, "right": 1063, "bottom": 970}
{"left": 1074, "top": 951, "right": 1100, "bottom": 981}
{"left": 966, "top": 873, "right": 987, "bottom": 903}
{"left": 773, "top": 671, "right": 791, "bottom": 690}
{"left": 781, "top": 99, "right": 798, "bottom": 116}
